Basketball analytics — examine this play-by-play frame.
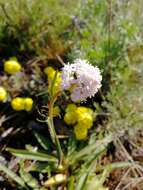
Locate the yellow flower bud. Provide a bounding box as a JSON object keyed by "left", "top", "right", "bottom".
{"left": 48, "top": 72, "right": 62, "bottom": 95}
{"left": 0, "top": 87, "right": 7, "bottom": 102}
{"left": 53, "top": 106, "right": 60, "bottom": 117}
{"left": 76, "top": 106, "right": 94, "bottom": 129}
{"left": 74, "top": 123, "right": 88, "bottom": 140}
{"left": 78, "top": 114, "right": 93, "bottom": 129}
{"left": 65, "top": 104, "right": 77, "bottom": 113}
{"left": 4, "top": 60, "right": 21, "bottom": 74}
{"left": 44, "top": 67, "right": 56, "bottom": 81}
{"left": 44, "top": 66, "right": 61, "bottom": 95}
{"left": 11, "top": 97, "right": 25, "bottom": 111}
{"left": 76, "top": 106, "right": 93, "bottom": 118}
{"left": 24, "top": 98, "right": 33, "bottom": 111}
{"left": 64, "top": 112, "right": 78, "bottom": 125}
{"left": 64, "top": 104, "right": 78, "bottom": 125}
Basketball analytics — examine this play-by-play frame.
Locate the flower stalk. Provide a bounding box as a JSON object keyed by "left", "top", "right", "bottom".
{"left": 47, "top": 89, "right": 64, "bottom": 165}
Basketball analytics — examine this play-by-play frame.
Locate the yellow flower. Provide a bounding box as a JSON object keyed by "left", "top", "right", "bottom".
{"left": 48, "top": 74, "right": 61, "bottom": 95}
{"left": 53, "top": 106, "right": 60, "bottom": 117}
{"left": 11, "top": 97, "right": 25, "bottom": 111}
{"left": 76, "top": 106, "right": 93, "bottom": 118}
{"left": 4, "top": 60, "right": 21, "bottom": 74}
{"left": 76, "top": 106, "right": 94, "bottom": 129}
{"left": 0, "top": 87, "right": 7, "bottom": 102}
{"left": 65, "top": 104, "right": 77, "bottom": 113}
{"left": 74, "top": 123, "right": 88, "bottom": 140}
{"left": 64, "top": 112, "right": 77, "bottom": 125}
{"left": 44, "top": 67, "right": 61, "bottom": 95}
{"left": 24, "top": 98, "right": 33, "bottom": 111}
{"left": 78, "top": 114, "right": 93, "bottom": 129}
{"left": 44, "top": 67, "right": 56, "bottom": 81}
{"left": 64, "top": 104, "right": 78, "bottom": 125}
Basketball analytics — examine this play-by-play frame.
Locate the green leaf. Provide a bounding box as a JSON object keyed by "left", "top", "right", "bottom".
{"left": 75, "top": 173, "right": 88, "bottom": 190}
{"left": 105, "top": 162, "right": 133, "bottom": 171}
{"left": 70, "top": 135, "right": 113, "bottom": 164}
{"left": 6, "top": 148, "right": 58, "bottom": 162}
{"left": 68, "top": 176, "right": 75, "bottom": 190}
{"left": 0, "top": 163, "right": 26, "bottom": 188}
{"left": 19, "top": 161, "right": 40, "bottom": 190}
{"left": 67, "top": 137, "right": 77, "bottom": 157}
{"left": 30, "top": 162, "right": 53, "bottom": 173}
{"left": 33, "top": 131, "right": 51, "bottom": 150}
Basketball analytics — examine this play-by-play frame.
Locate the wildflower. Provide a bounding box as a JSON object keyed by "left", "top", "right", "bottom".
{"left": 11, "top": 97, "right": 25, "bottom": 111}
{"left": 65, "top": 104, "right": 77, "bottom": 113}
{"left": 64, "top": 104, "right": 78, "bottom": 125}
{"left": 4, "top": 59, "right": 21, "bottom": 74}
{"left": 44, "top": 67, "right": 56, "bottom": 81}
{"left": 74, "top": 123, "right": 88, "bottom": 140}
{"left": 24, "top": 98, "right": 33, "bottom": 111}
{"left": 44, "top": 66, "right": 61, "bottom": 95}
{"left": 76, "top": 106, "right": 94, "bottom": 118}
{"left": 64, "top": 112, "right": 77, "bottom": 125}
{"left": 61, "top": 59, "right": 102, "bottom": 102}
{"left": 48, "top": 75, "right": 61, "bottom": 95}
{"left": 53, "top": 106, "right": 60, "bottom": 117}
{"left": 78, "top": 114, "right": 93, "bottom": 129}
{"left": 76, "top": 106, "right": 94, "bottom": 129}
{"left": 64, "top": 104, "right": 95, "bottom": 140}
{"left": 11, "top": 97, "right": 33, "bottom": 111}
{"left": 0, "top": 87, "right": 7, "bottom": 102}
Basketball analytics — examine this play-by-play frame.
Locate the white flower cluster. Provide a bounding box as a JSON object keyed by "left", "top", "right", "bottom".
{"left": 61, "top": 59, "right": 102, "bottom": 102}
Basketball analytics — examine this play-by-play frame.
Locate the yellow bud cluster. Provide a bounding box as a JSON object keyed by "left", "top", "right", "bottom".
{"left": 11, "top": 97, "right": 33, "bottom": 111}
{"left": 4, "top": 59, "right": 21, "bottom": 74}
{"left": 74, "top": 123, "right": 88, "bottom": 140}
{"left": 64, "top": 104, "right": 77, "bottom": 125}
{"left": 53, "top": 106, "right": 61, "bottom": 117}
{"left": 64, "top": 104, "right": 95, "bottom": 140}
{"left": 0, "top": 87, "right": 7, "bottom": 102}
{"left": 44, "top": 66, "right": 61, "bottom": 95}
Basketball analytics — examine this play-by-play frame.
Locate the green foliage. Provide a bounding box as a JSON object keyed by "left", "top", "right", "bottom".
{"left": 0, "top": 0, "right": 78, "bottom": 58}
{"left": 0, "top": 162, "right": 26, "bottom": 188}
{"left": 19, "top": 161, "right": 40, "bottom": 190}
{"left": 1, "top": 0, "right": 143, "bottom": 189}
{"left": 6, "top": 148, "right": 58, "bottom": 162}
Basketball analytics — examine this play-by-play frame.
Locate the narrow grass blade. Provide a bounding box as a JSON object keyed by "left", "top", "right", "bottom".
{"left": 68, "top": 176, "right": 75, "bottom": 190}
{"left": 6, "top": 148, "right": 57, "bottom": 162}
{"left": 0, "top": 163, "right": 26, "bottom": 187}
{"left": 71, "top": 135, "right": 113, "bottom": 164}
{"left": 75, "top": 173, "right": 88, "bottom": 190}
{"left": 19, "top": 161, "right": 40, "bottom": 190}
{"left": 33, "top": 131, "right": 51, "bottom": 150}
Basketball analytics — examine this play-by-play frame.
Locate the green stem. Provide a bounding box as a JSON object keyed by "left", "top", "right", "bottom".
{"left": 47, "top": 92, "right": 64, "bottom": 164}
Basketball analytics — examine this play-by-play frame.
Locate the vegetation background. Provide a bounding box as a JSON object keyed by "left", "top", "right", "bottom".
{"left": 0, "top": 0, "right": 143, "bottom": 190}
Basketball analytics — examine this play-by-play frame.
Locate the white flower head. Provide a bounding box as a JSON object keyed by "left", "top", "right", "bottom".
{"left": 61, "top": 59, "right": 102, "bottom": 102}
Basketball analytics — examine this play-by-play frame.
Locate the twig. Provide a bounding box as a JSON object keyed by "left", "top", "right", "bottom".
{"left": 56, "top": 55, "right": 65, "bottom": 66}
{"left": 114, "top": 168, "right": 131, "bottom": 190}
{"left": 116, "top": 138, "right": 143, "bottom": 177}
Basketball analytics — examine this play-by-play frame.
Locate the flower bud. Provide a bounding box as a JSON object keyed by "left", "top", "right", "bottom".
{"left": 24, "top": 98, "right": 33, "bottom": 111}
{"left": 0, "top": 87, "right": 7, "bottom": 102}
{"left": 44, "top": 174, "right": 67, "bottom": 187}
{"left": 4, "top": 60, "right": 21, "bottom": 74}
{"left": 11, "top": 97, "right": 25, "bottom": 111}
